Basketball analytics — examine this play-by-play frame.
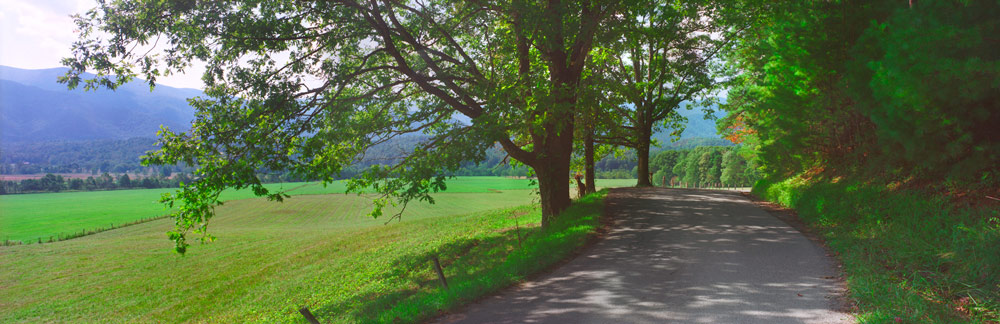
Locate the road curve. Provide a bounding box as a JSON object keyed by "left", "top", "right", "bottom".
{"left": 435, "top": 187, "right": 852, "bottom": 324}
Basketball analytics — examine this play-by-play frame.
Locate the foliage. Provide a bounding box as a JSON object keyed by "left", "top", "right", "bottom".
{"left": 590, "top": 0, "right": 729, "bottom": 186}
{"left": 658, "top": 136, "right": 733, "bottom": 150}
{"left": 719, "top": 149, "right": 742, "bottom": 187}
{"left": 0, "top": 138, "right": 186, "bottom": 175}
{"left": 62, "top": 0, "right": 641, "bottom": 252}
{"left": 720, "top": 2, "right": 1000, "bottom": 321}
{"left": 720, "top": 0, "right": 1000, "bottom": 183}
{"left": 649, "top": 145, "right": 758, "bottom": 188}
{"left": 755, "top": 175, "right": 1000, "bottom": 322}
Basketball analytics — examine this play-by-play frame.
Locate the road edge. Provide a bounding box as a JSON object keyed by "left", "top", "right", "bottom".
{"left": 737, "top": 190, "right": 858, "bottom": 317}
{"left": 427, "top": 188, "right": 620, "bottom": 323}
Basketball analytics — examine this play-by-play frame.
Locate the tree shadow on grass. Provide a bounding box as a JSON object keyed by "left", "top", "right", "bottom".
{"left": 310, "top": 226, "right": 543, "bottom": 323}
{"left": 310, "top": 195, "right": 605, "bottom": 323}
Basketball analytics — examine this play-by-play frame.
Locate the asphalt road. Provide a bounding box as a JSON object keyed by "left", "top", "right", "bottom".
{"left": 435, "top": 187, "right": 852, "bottom": 324}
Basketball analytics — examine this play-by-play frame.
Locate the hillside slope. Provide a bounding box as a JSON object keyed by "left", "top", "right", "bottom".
{"left": 0, "top": 66, "right": 199, "bottom": 142}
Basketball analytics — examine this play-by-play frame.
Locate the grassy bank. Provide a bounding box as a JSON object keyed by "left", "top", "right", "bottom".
{"left": 754, "top": 177, "right": 1000, "bottom": 323}
{"left": 374, "top": 190, "right": 607, "bottom": 323}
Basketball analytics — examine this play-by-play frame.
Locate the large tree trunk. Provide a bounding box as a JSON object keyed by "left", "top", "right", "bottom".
{"left": 635, "top": 128, "right": 653, "bottom": 187}
{"left": 583, "top": 125, "right": 596, "bottom": 195}
{"left": 530, "top": 52, "right": 584, "bottom": 227}
{"left": 518, "top": 3, "right": 597, "bottom": 228}
{"left": 535, "top": 126, "right": 574, "bottom": 228}
{"left": 536, "top": 163, "right": 571, "bottom": 228}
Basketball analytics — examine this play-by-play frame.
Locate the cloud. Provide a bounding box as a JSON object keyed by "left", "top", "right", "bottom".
{"left": 0, "top": 0, "right": 204, "bottom": 89}
{"left": 0, "top": 0, "right": 87, "bottom": 68}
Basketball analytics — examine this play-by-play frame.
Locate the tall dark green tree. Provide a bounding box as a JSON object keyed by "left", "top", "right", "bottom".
{"left": 671, "top": 151, "right": 688, "bottom": 186}
{"left": 39, "top": 174, "right": 65, "bottom": 192}
{"left": 117, "top": 174, "right": 132, "bottom": 188}
{"left": 93, "top": 173, "right": 113, "bottom": 189}
{"left": 720, "top": 149, "right": 742, "bottom": 187}
{"left": 69, "top": 178, "right": 85, "bottom": 190}
{"left": 650, "top": 150, "right": 682, "bottom": 186}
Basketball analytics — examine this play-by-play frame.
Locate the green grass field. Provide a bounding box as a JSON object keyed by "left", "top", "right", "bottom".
{"left": 0, "top": 177, "right": 617, "bottom": 323}
{"left": 0, "top": 182, "right": 303, "bottom": 244}
{"left": 0, "top": 177, "right": 636, "bottom": 244}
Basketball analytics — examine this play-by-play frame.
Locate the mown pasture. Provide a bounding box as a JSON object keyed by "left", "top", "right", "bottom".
{"left": 0, "top": 177, "right": 630, "bottom": 323}
{"left": 0, "top": 182, "right": 303, "bottom": 244}
{"left": 0, "top": 177, "right": 635, "bottom": 244}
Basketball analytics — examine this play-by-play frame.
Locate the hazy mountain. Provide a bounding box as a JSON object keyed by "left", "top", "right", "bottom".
{"left": 0, "top": 66, "right": 200, "bottom": 143}
{"left": 669, "top": 103, "right": 725, "bottom": 140}
{"left": 0, "top": 65, "right": 724, "bottom": 144}
{"left": 0, "top": 65, "right": 728, "bottom": 175}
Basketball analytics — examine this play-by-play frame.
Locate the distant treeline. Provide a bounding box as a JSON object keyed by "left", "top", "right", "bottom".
{"left": 1, "top": 138, "right": 191, "bottom": 175}
{"left": 2, "top": 136, "right": 730, "bottom": 176}
{"left": 0, "top": 173, "right": 190, "bottom": 194}
{"left": 448, "top": 145, "right": 633, "bottom": 179}
{"left": 650, "top": 146, "right": 760, "bottom": 188}
{"left": 1, "top": 136, "right": 736, "bottom": 192}
{"left": 445, "top": 137, "right": 735, "bottom": 179}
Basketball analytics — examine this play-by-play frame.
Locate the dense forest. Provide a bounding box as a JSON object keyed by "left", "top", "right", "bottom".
{"left": 649, "top": 146, "right": 759, "bottom": 188}
{"left": 0, "top": 138, "right": 186, "bottom": 175}
{"left": 720, "top": 1, "right": 999, "bottom": 189}
{"left": 1, "top": 135, "right": 731, "bottom": 175}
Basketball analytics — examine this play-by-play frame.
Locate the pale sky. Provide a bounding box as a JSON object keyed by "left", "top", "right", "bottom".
{"left": 0, "top": 0, "right": 204, "bottom": 89}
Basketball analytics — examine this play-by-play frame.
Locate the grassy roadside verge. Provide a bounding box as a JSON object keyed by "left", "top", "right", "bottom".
{"left": 754, "top": 177, "right": 999, "bottom": 323}
{"left": 353, "top": 189, "right": 608, "bottom": 323}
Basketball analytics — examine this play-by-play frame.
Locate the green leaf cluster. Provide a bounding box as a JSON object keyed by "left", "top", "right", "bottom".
{"left": 721, "top": 0, "right": 1000, "bottom": 184}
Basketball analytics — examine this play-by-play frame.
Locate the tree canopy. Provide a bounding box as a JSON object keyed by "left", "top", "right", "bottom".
{"left": 63, "top": 0, "right": 651, "bottom": 252}
{"left": 591, "top": 0, "right": 728, "bottom": 187}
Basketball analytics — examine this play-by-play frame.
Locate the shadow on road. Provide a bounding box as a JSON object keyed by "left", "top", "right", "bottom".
{"left": 437, "top": 187, "right": 851, "bottom": 324}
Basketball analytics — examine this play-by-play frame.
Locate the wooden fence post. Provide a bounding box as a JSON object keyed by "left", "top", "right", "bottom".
{"left": 431, "top": 256, "right": 449, "bottom": 290}
{"left": 299, "top": 307, "right": 320, "bottom": 324}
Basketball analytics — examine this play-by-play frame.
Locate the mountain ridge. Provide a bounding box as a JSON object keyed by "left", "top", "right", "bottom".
{"left": 1, "top": 65, "right": 722, "bottom": 144}
{"left": 0, "top": 66, "right": 199, "bottom": 143}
